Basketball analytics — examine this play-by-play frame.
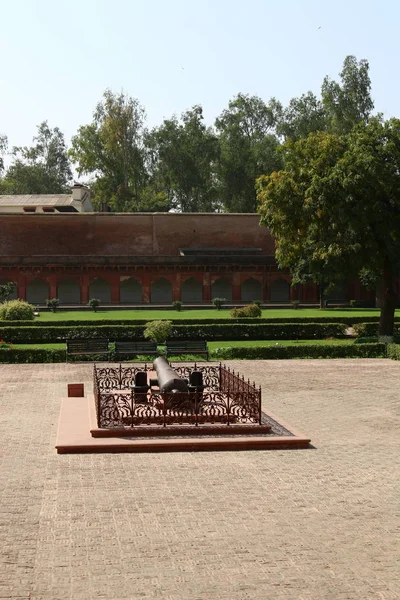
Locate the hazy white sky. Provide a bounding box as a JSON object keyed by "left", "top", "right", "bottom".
{"left": 1, "top": 0, "right": 399, "bottom": 151}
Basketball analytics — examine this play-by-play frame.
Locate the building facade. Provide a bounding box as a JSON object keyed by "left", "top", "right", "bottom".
{"left": 0, "top": 208, "right": 374, "bottom": 306}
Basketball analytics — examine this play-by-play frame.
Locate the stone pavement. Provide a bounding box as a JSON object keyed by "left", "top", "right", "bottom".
{"left": 0, "top": 359, "right": 399, "bottom": 600}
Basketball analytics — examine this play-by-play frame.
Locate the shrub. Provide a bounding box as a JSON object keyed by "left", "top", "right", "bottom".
{"left": 230, "top": 303, "right": 262, "bottom": 318}
{"left": 211, "top": 343, "right": 386, "bottom": 360}
{"left": 0, "top": 339, "right": 12, "bottom": 349}
{"left": 252, "top": 300, "right": 262, "bottom": 308}
{"left": 387, "top": 344, "right": 400, "bottom": 360}
{"left": 0, "top": 282, "right": 16, "bottom": 303}
{"left": 212, "top": 298, "right": 227, "bottom": 311}
{"left": 0, "top": 348, "right": 65, "bottom": 363}
{"left": 0, "top": 300, "right": 34, "bottom": 321}
{"left": 88, "top": 298, "right": 100, "bottom": 312}
{"left": 291, "top": 300, "right": 300, "bottom": 310}
{"left": 0, "top": 321, "right": 347, "bottom": 344}
{"left": 144, "top": 320, "right": 172, "bottom": 344}
{"left": 172, "top": 301, "right": 182, "bottom": 312}
{"left": 46, "top": 298, "right": 60, "bottom": 312}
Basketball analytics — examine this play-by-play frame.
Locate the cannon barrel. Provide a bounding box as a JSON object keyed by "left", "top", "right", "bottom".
{"left": 153, "top": 357, "right": 189, "bottom": 393}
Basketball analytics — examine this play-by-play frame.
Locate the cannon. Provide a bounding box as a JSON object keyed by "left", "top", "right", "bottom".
{"left": 153, "top": 357, "right": 189, "bottom": 393}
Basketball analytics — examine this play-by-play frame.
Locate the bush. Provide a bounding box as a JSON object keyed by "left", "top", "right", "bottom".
{"left": 0, "top": 282, "right": 16, "bottom": 303}
{"left": 0, "top": 321, "right": 348, "bottom": 344}
{"left": 230, "top": 303, "right": 262, "bottom": 318}
{"left": 0, "top": 348, "right": 66, "bottom": 363}
{"left": 211, "top": 343, "right": 386, "bottom": 360}
{"left": 88, "top": 298, "right": 100, "bottom": 312}
{"left": 291, "top": 300, "right": 300, "bottom": 310}
{"left": 212, "top": 298, "right": 227, "bottom": 311}
{"left": 46, "top": 298, "right": 60, "bottom": 312}
{"left": 252, "top": 300, "right": 262, "bottom": 308}
{"left": 0, "top": 300, "right": 34, "bottom": 321}
{"left": 172, "top": 301, "right": 182, "bottom": 312}
{"left": 168, "top": 322, "right": 347, "bottom": 341}
{"left": 387, "top": 344, "right": 400, "bottom": 360}
{"left": 354, "top": 322, "right": 400, "bottom": 337}
{"left": 144, "top": 320, "right": 172, "bottom": 344}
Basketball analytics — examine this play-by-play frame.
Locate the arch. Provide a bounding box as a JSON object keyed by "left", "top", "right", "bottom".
{"left": 58, "top": 279, "right": 80, "bottom": 304}
{"left": 120, "top": 278, "right": 142, "bottom": 304}
{"left": 26, "top": 278, "right": 49, "bottom": 304}
{"left": 241, "top": 278, "right": 262, "bottom": 303}
{"left": 89, "top": 278, "right": 111, "bottom": 303}
{"left": 270, "top": 278, "right": 290, "bottom": 302}
{"left": 0, "top": 280, "right": 17, "bottom": 301}
{"left": 211, "top": 277, "right": 232, "bottom": 302}
{"left": 181, "top": 277, "right": 202, "bottom": 303}
{"left": 150, "top": 278, "right": 172, "bottom": 303}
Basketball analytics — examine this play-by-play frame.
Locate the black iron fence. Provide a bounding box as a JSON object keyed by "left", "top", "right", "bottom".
{"left": 94, "top": 363, "right": 262, "bottom": 428}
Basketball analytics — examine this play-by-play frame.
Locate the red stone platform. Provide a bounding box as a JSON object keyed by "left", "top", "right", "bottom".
{"left": 55, "top": 394, "right": 311, "bottom": 453}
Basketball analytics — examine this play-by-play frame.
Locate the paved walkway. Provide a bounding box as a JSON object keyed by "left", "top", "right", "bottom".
{"left": 0, "top": 359, "right": 399, "bottom": 600}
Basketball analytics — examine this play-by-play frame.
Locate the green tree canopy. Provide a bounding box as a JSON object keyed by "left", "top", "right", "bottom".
{"left": 2, "top": 122, "right": 72, "bottom": 194}
{"left": 215, "top": 93, "right": 283, "bottom": 212}
{"left": 70, "top": 90, "right": 153, "bottom": 212}
{"left": 321, "top": 55, "right": 374, "bottom": 133}
{"left": 0, "top": 134, "right": 7, "bottom": 174}
{"left": 276, "top": 92, "right": 327, "bottom": 141}
{"left": 257, "top": 118, "right": 400, "bottom": 336}
{"left": 147, "top": 105, "right": 220, "bottom": 212}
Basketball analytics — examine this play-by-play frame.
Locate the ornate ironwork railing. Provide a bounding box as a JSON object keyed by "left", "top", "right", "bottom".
{"left": 93, "top": 362, "right": 262, "bottom": 429}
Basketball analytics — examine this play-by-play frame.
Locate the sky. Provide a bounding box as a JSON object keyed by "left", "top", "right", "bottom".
{"left": 1, "top": 0, "right": 399, "bottom": 155}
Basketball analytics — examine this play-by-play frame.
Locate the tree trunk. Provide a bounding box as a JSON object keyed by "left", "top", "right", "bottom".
{"left": 378, "top": 257, "right": 397, "bottom": 337}
{"left": 318, "top": 284, "right": 325, "bottom": 309}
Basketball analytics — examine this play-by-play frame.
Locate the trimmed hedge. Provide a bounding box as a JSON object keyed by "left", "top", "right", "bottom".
{"left": 0, "top": 322, "right": 347, "bottom": 344}
{"left": 387, "top": 344, "right": 400, "bottom": 360}
{"left": 0, "top": 348, "right": 66, "bottom": 363}
{"left": 0, "top": 342, "right": 386, "bottom": 363}
{"left": 0, "top": 315, "right": 384, "bottom": 327}
{"left": 211, "top": 343, "right": 386, "bottom": 360}
{"left": 354, "top": 322, "right": 400, "bottom": 337}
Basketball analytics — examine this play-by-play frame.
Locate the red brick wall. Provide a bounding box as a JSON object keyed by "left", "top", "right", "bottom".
{"left": 0, "top": 213, "right": 275, "bottom": 257}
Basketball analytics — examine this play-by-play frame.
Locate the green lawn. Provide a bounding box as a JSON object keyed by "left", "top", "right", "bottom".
{"left": 13, "top": 339, "right": 355, "bottom": 351}
{"left": 31, "top": 307, "right": 388, "bottom": 322}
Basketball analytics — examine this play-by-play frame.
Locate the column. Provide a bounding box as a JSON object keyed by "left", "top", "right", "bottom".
{"left": 17, "top": 272, "right": 26, "bottom": 300}
{"left": 110, "top": 275, "right": 120, "bottom": 304}
{"left": 232, "top": 272, "right": 241, "bottom": 303}
{"left": 203, "top": 272, "right": 211, "bottom": 303}
{"left": 172, "top": 273, "right": 181, "bottom": 302}
{"left": 262, "top": 273, "right": 268, "bottom": 304}
{"left": 142, "top": 272, "right": 150, "bottom": 304}
{"left": 80, "top": 274, "right": 89, "bottom": 305}
{"left": 49, "top": 274, "right": 57, "bottom": 299}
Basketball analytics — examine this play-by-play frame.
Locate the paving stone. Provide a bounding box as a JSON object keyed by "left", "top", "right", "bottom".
{"left": 0, "top": 360, "right": 399, "bottom": 599}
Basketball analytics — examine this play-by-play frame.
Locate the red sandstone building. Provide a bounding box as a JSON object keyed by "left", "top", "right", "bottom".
{"left": 0, "top": 190, "right": 373, "bottom": 306}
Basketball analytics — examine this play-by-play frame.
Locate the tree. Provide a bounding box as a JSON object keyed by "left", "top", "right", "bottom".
{"left": 321, "top": 55, "right": 374, "bottom": 133}
{"left": 146, "top": 106, "right": 220, "bottom": 212}
{"left": 0, "top": 282, "right": 16, "bottom": 303}
{"left": 277, "top": 92, "right": 327, "bottom": 141}
{"left": 70, "top": 90, "right": 149, "bottom": 211}
{"left": 0, "top": 134, "right": 7, "bottom": 174}
{"left": 215, "top": 94, "right": 282, "bottom": 212}
{"left": 3, "top": 122, "right": 72, "bottom": 194}
{"left": 257, "top": 118, "right": 400, "bottom": 337}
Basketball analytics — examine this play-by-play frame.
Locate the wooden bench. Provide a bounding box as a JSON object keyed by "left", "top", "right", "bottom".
{"left": 66, "top": 338, "right": 111, "bottom": 361}
{"left": 166, "top": 340, "right": 209, "bottom": 361}
{"left": 114, "top": 341, "right": 158, "bottom": 359}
